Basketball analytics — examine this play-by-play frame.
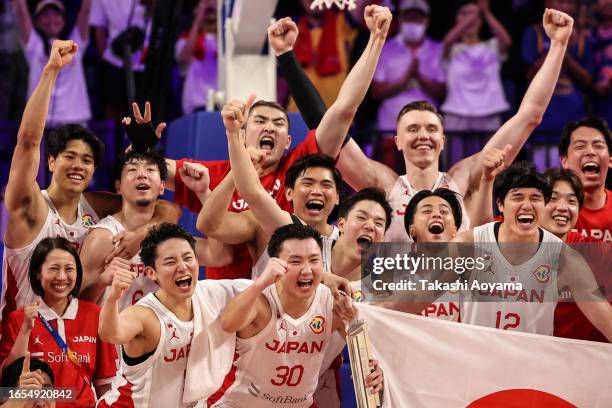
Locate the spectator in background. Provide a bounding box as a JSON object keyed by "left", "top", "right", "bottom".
{"left": 91, "top": 0, "right": 151, "bottom": 118}
{"left": 522, "top": 0, "right": 594, "bottom": 169}
{"left": 287, "top": 0, "right": 357, "bottom": 110}
{"left": 12, "top": 0, "right": 91, "bottom": 127}
{"left": 0, "top": 1, "right": 27, "bottom": 121}
{"left": 441, "top": 0, "right": 511, "bottom": 166}
{"left": 592, "top": 0, "right": 612, "bottom": 125}
{"left": 371, "top": 0, "right": 445, "bottom": 136}
{"left": 175, "top": 0, "right": 217, "bottom": 115}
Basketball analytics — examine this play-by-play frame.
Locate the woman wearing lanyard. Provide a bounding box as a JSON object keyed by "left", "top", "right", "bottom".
{"left": 0, "top": 237, "right": 117, "bottom": 407}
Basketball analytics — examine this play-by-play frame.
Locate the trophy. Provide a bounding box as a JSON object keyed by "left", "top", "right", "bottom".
{"left": 347, "top": 320, "right": 381, "bottom": 408}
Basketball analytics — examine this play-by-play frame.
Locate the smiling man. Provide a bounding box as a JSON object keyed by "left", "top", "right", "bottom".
{"left": 558, "top": 117, "right": 612, "bottom": 241}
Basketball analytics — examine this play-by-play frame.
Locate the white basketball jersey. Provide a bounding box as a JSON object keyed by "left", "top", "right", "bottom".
{"left": 385, "top": 173, "right": 470, "bottom": 243}
{"left": 210, "top": 284, "right": 334, "bottom": 407}
{"left": 1, "top": 190, "right": 98, "bottom": 325}
{"left": 251, "top": 225, "right": 339, "bottom": 279}
{"left": 98, "top": 293, "right": 200, "bottom": 408}
{"left": 461, "top": 222, "right": 563, "bottom": 335}
{"left": 93, "top": 216, "right": 158, "bottom": 312}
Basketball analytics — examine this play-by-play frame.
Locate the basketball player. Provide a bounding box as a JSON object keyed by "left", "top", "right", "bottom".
{"left": 335, "top": 8, "right": 574, "bottom": 242}
{"left": 97, "top": 223, "right": 248, "bottom": 408}
{"left": 162, "top": 4, "right": 392, "bottom": 280}
{"left": 79, "top": 151, "right": 233, "bottom": 310}
{"left": 558, "top": 117, "right": 612, "bottom": 241}
{"left": 1, "top": 40, "right": 177, "bottom": 327}
{"left": 208, "top": 224, "right": 383, "bottom": 407}
{"left": 453, "top": 162, "right": 612, "bottom": 339}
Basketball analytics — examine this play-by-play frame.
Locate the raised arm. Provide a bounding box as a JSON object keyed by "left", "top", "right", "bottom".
{"left": 218, "top": 258, "right": 285, "bottom": 337}
{"left": 11, "top": 0, "right": 32, "bottom": 45}
{"left": 442, "top": 4, "right": 479, "bottom": 57}
{"left": 195, "top": 237, "right": 234, "bottom": 267}
{"left": 316, "top": 5, "right": 392, "bottom": 159}
{"left": 4, "top": 40, "right": 77, "bottom": 249}
{"left": 222, "top": 97, "right": 293, "bottom": 234}
{"left": 450, "top": 9, "right": 572, "bottom": 194}
{"left": 479, "top": 0, "right": 512, "bottom": 53}
{"left": 176, "top": 0, "right": 207, "bottom": 65}
{"left": 336, "top": 138, "right": 398, "bottom": 193}
{"left": 269, "top": 17, "right": 326, "bottom": 129}
{"left": 3, "top": 301, "right": 39, "bottom": 368}
{"left": 98, "top": 266, "right": 145, "bottom": 345}
{"left": 76, "top": 0, "right": 92, "bottom": 41}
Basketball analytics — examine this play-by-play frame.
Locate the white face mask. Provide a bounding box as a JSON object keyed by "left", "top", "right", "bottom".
{"left": 400, "top": 22, "right": 427, "bottom": 43}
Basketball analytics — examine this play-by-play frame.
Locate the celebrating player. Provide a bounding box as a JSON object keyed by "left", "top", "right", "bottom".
{"left": 209, "top": 224, "right": 383, "bottom": 407}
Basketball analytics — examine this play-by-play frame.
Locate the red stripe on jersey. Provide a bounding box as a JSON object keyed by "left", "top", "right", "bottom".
{"left": 207, "top": 350, "right": 240, "bottom": 406}
{"left": 98, "top": 376, "right": 135, "bottom": 408}
{"left": 2, "top": 265, "right": 19, "bottom": 328}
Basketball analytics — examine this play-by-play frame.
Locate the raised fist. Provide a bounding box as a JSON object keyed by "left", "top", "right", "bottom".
{"left": 104, "top": 258, "right": 135, "bottom": 301}
{"left": 268, "top": 17, "right": 299, "bottom": 56}
{"left": 258, "top": 257, "right": 288, "bottom": 288}
{"left": 364, "top": 5, "right": 392, "bottom": 39}
{"left": 543, "top": 8, "right": 574, "bottom": 45}
{"left": 46, "top": 40, "right": 78, "bottom": 70}
{"left": 179, "top": 162, "right": 211, "bottom": 195}
{"left": 480, "top": 144, "right": 511, "bottom": 182}
{"left": 221, "top": 94, "right": 256, "bottom": 134}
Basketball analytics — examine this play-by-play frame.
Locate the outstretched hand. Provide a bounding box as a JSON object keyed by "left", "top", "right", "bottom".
{"left": 268, "top": 17, "right": 299, "bottom": 56}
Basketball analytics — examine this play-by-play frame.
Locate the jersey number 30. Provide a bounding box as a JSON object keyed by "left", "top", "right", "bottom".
{"left": 271, "top": 365, "right": 304, "bottom": 386}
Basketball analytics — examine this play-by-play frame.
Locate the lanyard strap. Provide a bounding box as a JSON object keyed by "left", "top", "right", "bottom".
{"left": 37, "top": 312, "right": 91, "bottom": 385}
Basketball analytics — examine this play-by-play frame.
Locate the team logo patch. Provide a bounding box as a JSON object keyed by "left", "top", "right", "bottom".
{"left": 532, "top": 265, "right": 551, "bottom": 283}
{"left": 309, "top": 315, "right": 326, "bottom": 335}
{"left": 353, "top": 290, "right": 364, "bottom": 302}
{"left": 81, "top": 213, "right": 95, "bottom": 227}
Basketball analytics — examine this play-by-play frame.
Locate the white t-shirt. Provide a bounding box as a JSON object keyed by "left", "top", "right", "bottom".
{"left": 90, "top": 0, "right": 148, "bottom": 70}
{"left": 24, "top": 29, "right": 91, "bottom": 125}
{"left": 441, "top": 38, "right": 509, "bottom": 117}
{"left": 373, "top": 36, "right": 445, "bottom": 131}
{"left": 175, "top": 33, "right": 218, "bottom": 114}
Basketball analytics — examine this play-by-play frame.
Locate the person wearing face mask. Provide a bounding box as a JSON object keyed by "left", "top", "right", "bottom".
{"left": 11, "top": 0, "right": 92, "bottom": 127}
{"left": 371, "top": 0, "right": 446, "bottom": 136}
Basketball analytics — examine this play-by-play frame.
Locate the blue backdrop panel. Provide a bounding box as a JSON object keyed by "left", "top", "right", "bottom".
{"left": 163, "top": 111, "right": 310, "bottom": 236}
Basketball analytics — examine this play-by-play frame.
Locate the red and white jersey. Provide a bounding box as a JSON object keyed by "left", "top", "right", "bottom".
{"left": 209, "top": 284, "right": 334, "bottom": 407}
{"left": 98, "top": 293, "right": 199, "bottom": 408}
{"left": 1, "top": 190, "right": 98, "bottom": 326}
{"left": 93, "top": 215, "right": 158, "bottom": 311}
{"left": 0, "top": 298, "right": 117, "bottom": 408}
{"left": 461, "top": 222, "right": 562, "bottom": 335}
{"left": 572, "top": 189, "right": 612, "bottom": 242}
{"left": 385, "top": 173, "right": 470, "bottom": 243}
{"left": 252, "top": 225, "right": 339, "bottom": 279}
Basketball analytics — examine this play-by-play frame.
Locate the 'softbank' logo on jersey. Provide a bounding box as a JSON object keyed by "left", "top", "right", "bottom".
{"left": 353, "top": 290, "right": 364, "bottom": 302}
{"left": 532, "top": 265, "right": 551, "bottom": 283}
{"left": 309, "top": 315, "right": 326, "bottom": 335}
{"left": 81, "top": 213, "right": 95, "bottom": 227}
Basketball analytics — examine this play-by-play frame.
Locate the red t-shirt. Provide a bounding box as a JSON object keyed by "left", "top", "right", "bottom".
{"left": 553, "top": 232, "right": 612, "bottom": 342}
{"left": 174, "top": 129, "right": 320, "bottom": 279}
{"left": 0, "top": 299, "right": 118, "bottom": 408}
{"left": 572, "top": 189, "right": 612, "bottom": 242}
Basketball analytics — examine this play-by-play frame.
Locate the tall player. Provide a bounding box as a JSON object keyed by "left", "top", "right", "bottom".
{"left": 79, "top": 151, "right": 233, "bottom": 309}
{"left": 164, "top": 5, "right": 392, "bottom": 279}
{"left": 208, "top": 224, "right": 383, "bottom": 407}
{"left": 97, "top": 224, "right": 248, "bottom": 408}
{"left": 558, "top": 117, "right": 612, "bottom": 241}
{"left": 453, "top": 162, "right": 612, "bottom": 339}
{"left": 335, "top": 8, "right": 574, "bottom": 242}
{"left": 1, "top": 40, "right": 177, "bottom": 328}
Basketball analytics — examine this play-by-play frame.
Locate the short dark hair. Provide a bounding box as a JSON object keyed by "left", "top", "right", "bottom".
{"left": 267, "top": 223, "right": 323, "bottom": 258}
{"left": 493, "top": 162, "right": 552, "bottom": 204}
{"left": 248, "top": 100, "right": 290, "bottom": 127}
{"left": 140, "top": 223, "right": 196, "bottom": 268}
{"left": 1, "top": 356, "right": 54, "bottom": 388}
{"left": 404, "top": 188, "right": 463, "bottom": 234}
{"left": 29, "top": 237, "right": 83, "bottom": 298}
{"left": 396, "top": 100, "right": 444, "bottom": 127}
{"left": 46, "top": 124, "right": 105, "bottom": 168}
{"left": 558, "top": 117, "right": 612, "bottom": 156}
{"left": 338, "top": 187, "right": 393, "bottom": 231}
{"left": 543, "top": 167, "right": 584, "bottom": 209}
{"left": 285, "top": 154, "right": 343, "bottom": 191}
{"left": 112, "top": 150, "right": 168, "bottom": 182}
